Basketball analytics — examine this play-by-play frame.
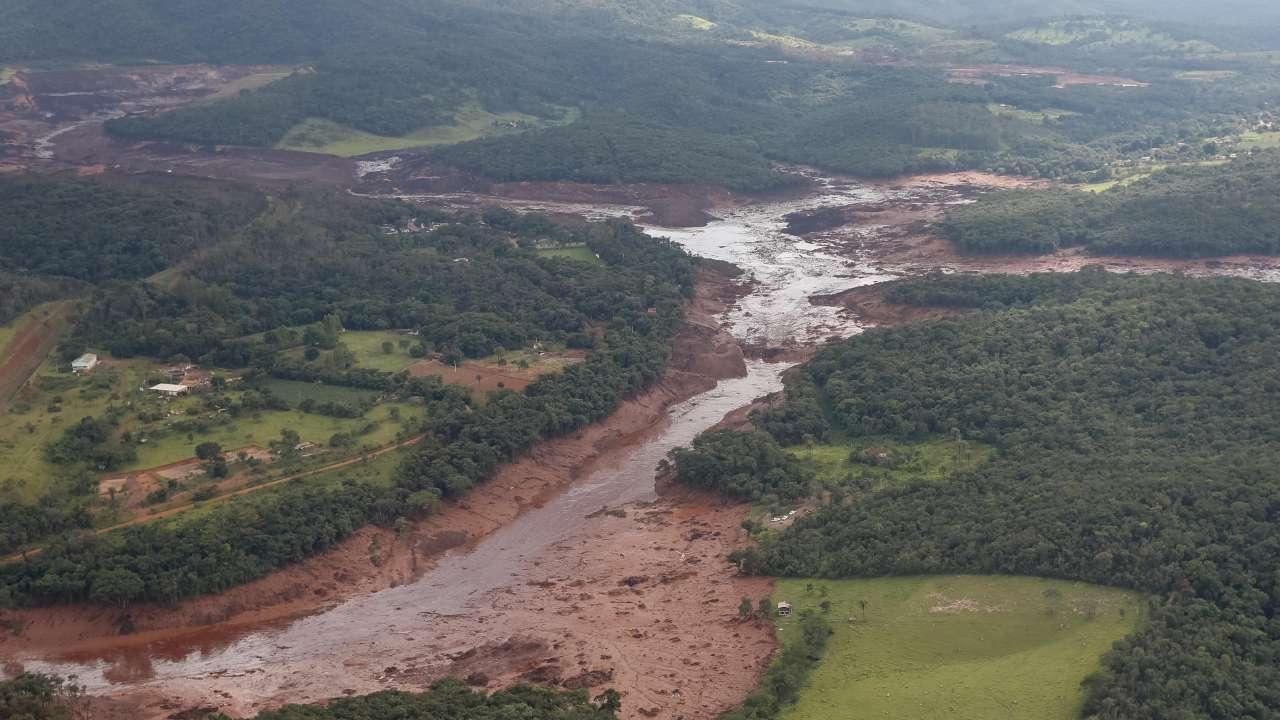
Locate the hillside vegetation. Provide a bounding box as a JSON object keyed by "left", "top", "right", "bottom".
{"left": 732, "top": 272, "right": 1280, "bottom": 719}
{"left": 0, "top": 177, "right": 697, "bottom": 607}
{"left": 943, "top": 155, "right": 1280, "bottom": 256}
{"left": 6, "top": 0, "right": 1275, "bottom": 186}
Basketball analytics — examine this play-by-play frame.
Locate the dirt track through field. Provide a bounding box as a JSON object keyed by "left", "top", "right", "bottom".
{"left": 0, "top": 305, "right": 70, "bottom": 411}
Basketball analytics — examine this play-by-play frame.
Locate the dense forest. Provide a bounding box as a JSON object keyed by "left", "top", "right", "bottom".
{"left": 244, "top": 681, "right": 620, "bottom": 720}
{"left": 0, "top": 174, "right": 263, "bottom": 320}
{"left": 0, "top": 674, "right": 617, "bottom": 720}
{"left": 943, "top": 155, "right": 1280, "bottom": 256}
{"left": 726, "top": 272, "right": 1280, "bottom": 719}
{"left": 9, "top": 0, "right": 1263, "bottom": 186}
{"left": 431, "top": 115, "right": 790, "bottom": 192}
{"left": 0, "top": 185, "right": 698, "bottom": 606}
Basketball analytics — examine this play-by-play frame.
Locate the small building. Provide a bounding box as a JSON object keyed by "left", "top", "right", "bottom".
{"left": 71, "top": 353, "right": 99, "bottom": 373}
{"left": 777, "top": 602, "right": 793, "bottom": 617}
{"left": 149, "top": 383, "right": 189, "bottom": 397}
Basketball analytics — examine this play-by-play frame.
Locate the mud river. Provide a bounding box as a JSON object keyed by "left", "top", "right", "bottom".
{"left": 9, "top": 170, "right": 1280, "bottom": 719}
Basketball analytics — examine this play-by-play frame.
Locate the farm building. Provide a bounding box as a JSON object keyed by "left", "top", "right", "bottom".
{"left": 71, "top": 353, "right": 99, "bottom": 373}
{"left": 777, "top": 601, "right": 793, "bottom": 617}
{"left": 149, "top": 383, "right": 189, "bottom": 397}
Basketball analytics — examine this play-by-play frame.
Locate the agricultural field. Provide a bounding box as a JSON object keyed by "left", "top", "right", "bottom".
{"left": 535, "top": 245, "right": 601, "bottom": 264}
{"left": 198, "top": 68, "right": 293, "bottom": 103}
{"left": 671, "top": 14, "right": 715, "bottom": 31}
{"left": 789, "top": 437, "right": 993, "bottom": 489}
{"left": 1007, "top": 19, "right": 1218, "bottom": 53}
{"left": 275, "top": 103, "right": 575, "bottom": 157}
{"left": 128, "top": 400, "right": 419, "bottom": 470}
{"left": 257, "top": 378, "right": 380, "bottom": 405}
{"left": 775, "top": 576, "right": 1144, "bottom": 720}
{"left": 338, "top": 330, "right": 422, "bottom": 373}
{"left": 1236, "top": 131, "right": 1280, "bottom": 150}
{"left": 409, "top": 346, "right": 583, "bottom": 398}
{"left": 0, "top": 351, "right": 422, "bottom": 507}
{"left": 0, "top": 357, "right": 147, "bottom": 503}
{"left": 987, "top": 103, "right": 1078, "bottom": 124}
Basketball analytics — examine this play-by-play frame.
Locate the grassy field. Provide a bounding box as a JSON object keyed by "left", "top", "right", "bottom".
{"left": 1175, "top": 70, "right": 1237, "bottom": 82}
{"left": 0, "top": 357, "right": 149, "bottom": 502}
{"left": 259, "top": 378, "right": 381, "bottom": 405}
{"left": 775, "top": 576, "right": 1145, "bottom": 720}
{"left": 672, "top": 14, "right": 716, "bottom": 31}
{"left": 0, "top": 67, "right": 15, "bottom": 85}
{"left": 536, "top": 246, "right": 601, "bottom": 264}
{"left": 275, "top": 103, "right": 575, "bottom": 157}
{"left": 339, "top": 330, "right": 421, "bottom": 373}
{"left": 128, "top": 401, "right": 420, "bottom": 470}
{"left": 987, "top": 103, "right": 1078, "bottom": 124}
{"left": 157, "top": 443, "right": 413, "bottom": 527}
{"left": 199, "top": 69, "right": 292, "bottom": 103}
{"left": 1007, "top": 20, "right": 1217, "bottom": 53}
{"left": 789, "top": 437, "right": 993, "bottom": 490}
{"left": 1237, "top": 131, "right": 1280, "bottom": 150}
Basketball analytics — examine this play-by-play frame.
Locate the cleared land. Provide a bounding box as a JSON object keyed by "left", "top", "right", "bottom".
{"left": 775, "top": 576, "right": 1144, "bottom": 720}
{"left": 275, "top": 104, "right": 574, "bottom": 157}
{"left": 535, "top": 245, "right": 601, "bottom": 264}
{"left": 789, "top": 437, "right": 993, "bottom": 489}
{"left": 337, "top": 330, "right": 421, "bottom": 373}
{"left": 198, "top": 69, "right": 292, "bottom": 103}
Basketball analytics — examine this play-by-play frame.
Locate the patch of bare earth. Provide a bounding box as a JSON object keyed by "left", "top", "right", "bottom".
{"left": 1, "top": 264, "right": 773, "bottom": 720}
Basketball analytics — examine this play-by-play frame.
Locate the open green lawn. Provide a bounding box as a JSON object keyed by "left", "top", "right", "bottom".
{"left": 275, "top": 103, "right": 576, "bottom": 157}
{"left": 776, "top": 576, "right": 1144, "bottom": 720}
{"left": 535, "top": 245, "right": 601, "bottom": 264}
{"left": 789, "top": 437, "right": 993, "bottom": 490}
{"left": 160, "top": 443, "right": 413, "bottom": 527}
{"left": 258, "top": 378, "right": 381, "bottom": 405}
{"left": 199, "top": 69, "right": 292, "bottom": 103}
{"left": 671, "top": 14, "right": 716, "bottom": 31}
{"left": 339, "top": 330, "right": 421, "bottom": 372}
{"left": 128, "top": 401, "right": 420, "bottom": 469}
{"left": 0, "top": 358, "right": 150, "bottom": 502}
{"left": 987, "top": 103, "right": 1078, "bottom": 124}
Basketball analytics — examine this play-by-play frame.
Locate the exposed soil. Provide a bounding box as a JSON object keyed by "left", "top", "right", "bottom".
{"left": 1, "top": 263, "right": 770, "bottom": 720}
{"left": 354, "top": 155, "right": 745, "bottom": 228}
{"left": 0, "top": 64, "right": 355, "bottom": 189}
{"left": 408, "top": 351, "right": 586, "bottom": 396}
{"left": 810, "top": 284, "right": 965, "bottom": 328}
{"left": 0, "top": 304, "right": 71, "bottom": 409}
{"left": 946, "top": 64, "right": 1149, "bottom": 88}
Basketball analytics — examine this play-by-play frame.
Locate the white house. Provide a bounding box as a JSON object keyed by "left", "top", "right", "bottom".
{"left": 71, "top": 353, "right": 99, "bottom": 373}
{"left": 149, "top": 383, "right": 189, "bottom": 397}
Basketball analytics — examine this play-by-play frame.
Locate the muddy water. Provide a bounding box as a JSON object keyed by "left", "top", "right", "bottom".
{"left": 20, "top": 363, "right": 789, "bottom": 703}
{"left": 17, "top": 170, "right": 1280, "bottom": 713}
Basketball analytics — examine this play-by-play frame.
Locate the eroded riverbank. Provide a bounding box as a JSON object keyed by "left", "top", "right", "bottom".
{"left": 7, "top": 161, "right": 1280, "bottom": 720}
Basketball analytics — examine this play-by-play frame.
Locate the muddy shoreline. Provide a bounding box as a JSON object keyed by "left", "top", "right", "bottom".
{"left": 1, "top": 262, "right": 777, "bottom": 719}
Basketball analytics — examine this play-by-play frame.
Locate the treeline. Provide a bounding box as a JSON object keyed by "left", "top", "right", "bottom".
{"left": 737, "top": 273, "right": 1280, "bottom": 719}
{"left": 15, "top": 0, "right": 1280, "bottom": 187}
{"left": 0, "top": 673, "right": 81, "bottom": 720}
{"left": 0, "top": 198, "right": 697, "bottom": 607}
{"left": 68, "top": 189, "right": 691, "bottom": 367}
{"left": 0, "top": 173, "right": 265, "bottom": 282}
{"left": 0, "top": 273, "right": 83, "bottom": 326}
{"left": 245, "top": 680, "right": 619, "bottom": 720}
{"left": 943, "top": 155, "right": 1280, "bottom": 257}
{"left": 431, "top": 115, "right": 791, "bottom": 193}
{"left": 723, "top": 611, "right": 831, "bottom": 720}
{"left": 668, "top": 430, "right": 811, "bottom": 503}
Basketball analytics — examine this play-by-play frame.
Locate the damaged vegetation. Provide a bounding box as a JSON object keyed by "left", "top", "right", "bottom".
{"left": 718, "top": 273, "right": 1280, "bottom": 718}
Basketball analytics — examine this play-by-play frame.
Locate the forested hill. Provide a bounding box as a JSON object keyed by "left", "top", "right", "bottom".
{"left": 942, "top": 154, "right": 1280, "bottom": 257}
{"left": 740, "top": 272, "right": 1280, "bottom": 719}
{"left": 0, "top": 184, "right": 700, "bottom": 607}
